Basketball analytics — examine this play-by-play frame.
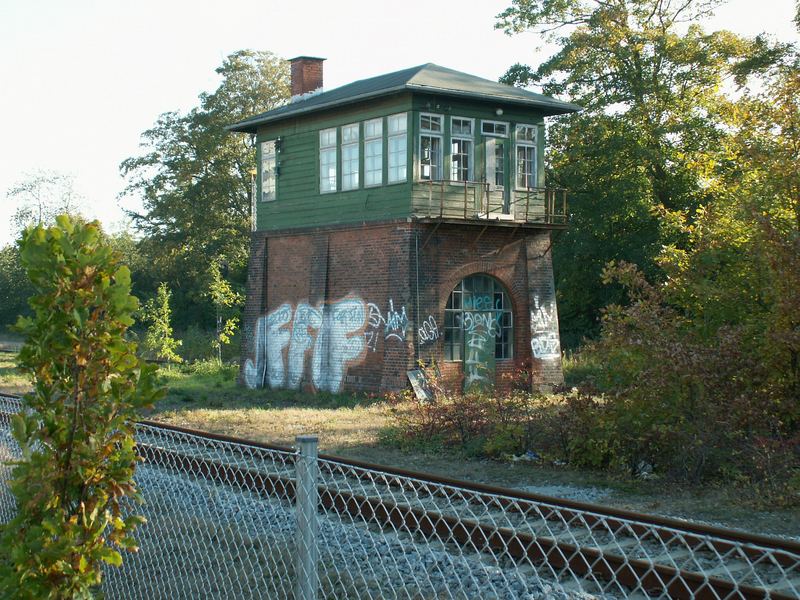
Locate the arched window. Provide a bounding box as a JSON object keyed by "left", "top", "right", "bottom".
{"left": 444, "top": 274, "right": 513, "bottom": 361}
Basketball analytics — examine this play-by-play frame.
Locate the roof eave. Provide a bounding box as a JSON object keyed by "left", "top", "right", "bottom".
{"left": 226, "top": 82, "right": 582, "bottom": 134}
{"left": 226, "top": 84, "right": 411, "bottom": 133}
{"left": 406, "top": 84, "right": 581, "bottom": 116}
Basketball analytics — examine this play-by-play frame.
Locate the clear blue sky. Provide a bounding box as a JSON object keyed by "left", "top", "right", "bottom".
{"left": 0, "top": 0, "right": 797, "bottom": 246}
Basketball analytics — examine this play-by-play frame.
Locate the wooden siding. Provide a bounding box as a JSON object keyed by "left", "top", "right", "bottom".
{"left": 255, "top": 93, "right": 413, "bottom": 231}
{"left": 254, "top": 91, "right": 551, "bottom": 231}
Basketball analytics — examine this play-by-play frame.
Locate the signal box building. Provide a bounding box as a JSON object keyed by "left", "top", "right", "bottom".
{"left": 229, "top": 57, "right": 579, "bottom": 394}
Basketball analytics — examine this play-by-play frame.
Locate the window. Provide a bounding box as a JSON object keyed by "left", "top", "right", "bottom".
{"left": 444, "top": 274, "right": 513, "bottom": 361}
{"left": 485, "top": 137, "right": 505, "bottom": 188}
{"left": 450, "top": 117, "right": 473, "bottom": 181}
{"left": 481, "top": 120, "right": 508, "bottom": 137}
{"left": 364, "top": 118, "right": 383, "bottom": 187}
{"left": 319, "top": 128, "right": 337, "bottom": 193}
{"left": 260, "top": 140, "right": 276, "bottom": 202}
{"left": 515, "top": 124, "right": 537, "bottom": 189}
{"left": 341, "top": 123, "right": 359, "bottom": 190}
{"left": 388, "top": 113, "right": 407, "bottom": 183}
{"left": 419, "top": 113, "right": 442, "bottom": 181}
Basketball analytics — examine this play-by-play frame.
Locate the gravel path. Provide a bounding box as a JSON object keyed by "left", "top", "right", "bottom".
{"left": 103, "top": 464, "right": 603, "bottom": 600}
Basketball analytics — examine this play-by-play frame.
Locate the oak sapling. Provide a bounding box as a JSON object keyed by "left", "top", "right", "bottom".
{"left": 0, "top": 216, "right": 163, "bottom": 599}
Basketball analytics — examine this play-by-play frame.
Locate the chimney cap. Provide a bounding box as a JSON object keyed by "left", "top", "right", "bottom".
{"left": 289, "top": 56, "right": 326, "bottom": 62}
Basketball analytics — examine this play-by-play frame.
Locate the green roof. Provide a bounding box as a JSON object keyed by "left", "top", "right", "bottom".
{"left": 228, "top": 63, "right": 581, "bottom": 133}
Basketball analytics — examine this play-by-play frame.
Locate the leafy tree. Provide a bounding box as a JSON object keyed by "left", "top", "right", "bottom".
{"left": 496, "top": 0, "right": 767, "bottom": 344}
{"left": 140, "top": 282, "right": 183, "bottom": 364}
{"left": 120, "top": 50, "right": 289, "bottom": 330}
{"left": 0, "top": 216, "right": 162, "bottom": 597}
{"left": 206, "top": 259, "right": 244, "bottom": 363}
{"left": 6, "top": 171, "right": 86, "bottom": 232}
{"left": 0, "top": 245, "right": 33, "bottom": 330}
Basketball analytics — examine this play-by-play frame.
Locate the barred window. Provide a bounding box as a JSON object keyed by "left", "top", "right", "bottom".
{"left": 444, "top": 274, "right": 513, "bottom": 361}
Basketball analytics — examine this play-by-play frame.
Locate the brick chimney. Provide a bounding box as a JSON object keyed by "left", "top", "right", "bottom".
{"left": 289, "top": 56, "right": 325, "bottom": 97}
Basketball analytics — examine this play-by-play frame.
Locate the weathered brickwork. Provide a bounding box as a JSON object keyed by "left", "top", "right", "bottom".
{"left": 239, "top": 220, "right": 564, "bottom": 394}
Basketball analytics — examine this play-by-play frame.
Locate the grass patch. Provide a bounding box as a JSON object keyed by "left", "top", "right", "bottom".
{"left": 148, "top": 360, "right": 389, "bottom": 451}
{"left": 0, "top": 352, "right": 29, "bottom": 395}
{"left": 562, "top": 349, "right": 603, "bottom": 387}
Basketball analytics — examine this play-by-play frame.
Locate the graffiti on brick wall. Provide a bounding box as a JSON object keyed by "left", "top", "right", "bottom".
{"left": 463, "top": 311, "right": 499, "bottom": 387}
{"left": 363, "top": 299, "right": 410, "bottom": 351}
{"left": 287, "top": 303, "right": 322, "bottom": 389}
{"left": 243, "top": 297, "right": 366, "bottom": 392}
{"left": 530, "top": 296, "right": 561, "bottom": 359}
{"left": 417, "top": 315, "right": 439, "bottom": 345}
{"left": 312, "top": 298, "right": 366, "bottom": 392}
{"left": 384, "top": 299, "right": 409, "bottom": 341}
{"left": 364, "top": 302, "right": 384, "bottom": 352}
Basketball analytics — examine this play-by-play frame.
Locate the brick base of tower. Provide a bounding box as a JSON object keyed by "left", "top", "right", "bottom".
{"left": 238, "top": 220, "right": 564, "bottom": 394}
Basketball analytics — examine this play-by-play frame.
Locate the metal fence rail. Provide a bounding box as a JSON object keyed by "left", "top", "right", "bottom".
{"left": 1, "top": 393, "right": 799, "bottom": 599}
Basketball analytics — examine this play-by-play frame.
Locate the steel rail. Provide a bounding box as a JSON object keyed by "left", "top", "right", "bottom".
{"left": 2, "top": 395, "right": 798, "bottom": 598}
{"left": 136, "top": 417, "right": 800, "bottom": 559}
{"left": 135, "top": 442, "right": 797, "bottom": 600}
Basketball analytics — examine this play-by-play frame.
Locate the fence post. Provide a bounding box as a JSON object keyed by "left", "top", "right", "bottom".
{"left": 295, "top": 435, "right": 319, "bottom": 600}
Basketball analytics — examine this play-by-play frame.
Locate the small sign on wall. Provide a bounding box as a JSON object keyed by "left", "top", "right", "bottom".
{"left": 407, "top": 369, "right": 433, "bottom": 402}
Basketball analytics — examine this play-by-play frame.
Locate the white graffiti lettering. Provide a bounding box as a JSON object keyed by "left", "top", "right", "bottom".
{"left": 417, "top": 315, "right": 440, "bottom": 344}
{"left": 287, "top": 303, "right": 322, "bottom": 389}
{"left": 531, "top": 332, "right": 561, "bottom": 360}
{"left": 384, "top": 299, "right": 409, "bottom": 341}
{"left": 244, "top": 297, "right": 366, "bottom": 393}
{"left": 364, "top": 302, "right": 384, "bottom": 352}
{"left": 531, "top": 296, "right": 561, "bottom": 359}
{"left": 463, "top": 311, "right": 500, "bottom": 338}
{"left": 243, "top": 316, "right": 266, "bottom": 389}
{"left": 312, "top": 298, "right": 366, "bottom": 393}
{"left": 265, "top": 303, "right": 293, "bottom": 388}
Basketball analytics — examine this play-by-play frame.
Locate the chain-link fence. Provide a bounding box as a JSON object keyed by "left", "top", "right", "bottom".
{"left": 1, "top": 393, "right": 799, "bottom": 599}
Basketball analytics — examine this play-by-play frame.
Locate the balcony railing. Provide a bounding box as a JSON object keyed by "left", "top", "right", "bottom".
{"left": 412, "top": 180, "right": 568, "bottom": 225}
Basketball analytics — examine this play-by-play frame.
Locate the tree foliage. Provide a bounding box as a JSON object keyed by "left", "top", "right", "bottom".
{"left": 206, "top": 259, "right": 244, "bottom": 362}
{"left": 120, "top": 50, "right": 289, "bottom": 331}
{"left": 497, "top": 0, "right": 770, "bottom": 344}
{"left": 140, "top": 282, "right": 183, "bottom": 364}
{"left": 6, "top": 171, "right": 86, "bottom": 232}
{"left": 0, "top": 216, "right": 163, "bottom": 597}
{"left": 0, "top": 245, "right": 33, "bottom": 329}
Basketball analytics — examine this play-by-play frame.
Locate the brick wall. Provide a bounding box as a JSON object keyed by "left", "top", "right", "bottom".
{"left": 239, "top": 221, "right": 564, "bottom": 394}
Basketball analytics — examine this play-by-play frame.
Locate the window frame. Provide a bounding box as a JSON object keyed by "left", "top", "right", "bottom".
{"left": 341, "top": 122, "right": 360, "bottom": 191}
{"left": 319, "top": 127, "right": 338, "bottom": 194}
{"left": 364, "top": 117, "right": 383, "bottom": 187}
{"left": 485, "top": 136, "right": 506, "bottom": 190}
{"left": 419, "top": 112, "right": 443, "bottom": 182}
{"left": 444, "top": 274, "right": 514, "bottom": 361}
{"left": 450, "top": 116, "right": 474, "bottom": 182}
{"left": 514, "top": 124, "right": 538, "bottom": 190}
{"left": 481, "top": 120, "right": 509, "bottom": 137}
{"left": 259, "top": 140, "right": 277, "bottom": 202}
{"left": 387, "top": 112, "right": 408, "bottom": 184}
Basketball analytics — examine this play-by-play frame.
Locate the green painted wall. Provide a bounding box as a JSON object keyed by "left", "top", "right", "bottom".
{"left": 254, "top": 91, "right": 550, "bottom": 232}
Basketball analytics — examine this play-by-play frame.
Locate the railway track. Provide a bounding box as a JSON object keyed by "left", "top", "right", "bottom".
{"left": 2, "top": 394, "right": 799, "bottom": 599}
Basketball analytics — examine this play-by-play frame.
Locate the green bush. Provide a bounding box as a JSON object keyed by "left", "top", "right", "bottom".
{"left": 1, "top": 216, "right": 163, "bottom": 598}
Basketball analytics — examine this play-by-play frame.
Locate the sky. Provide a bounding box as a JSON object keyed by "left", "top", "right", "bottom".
{"left": 0, "top": 0, "right": 798, "bottom": 246}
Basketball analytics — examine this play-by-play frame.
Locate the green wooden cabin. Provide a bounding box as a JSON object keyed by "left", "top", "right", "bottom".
{"left": 229, "top": 61, "right": 580, "bottom": 231}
